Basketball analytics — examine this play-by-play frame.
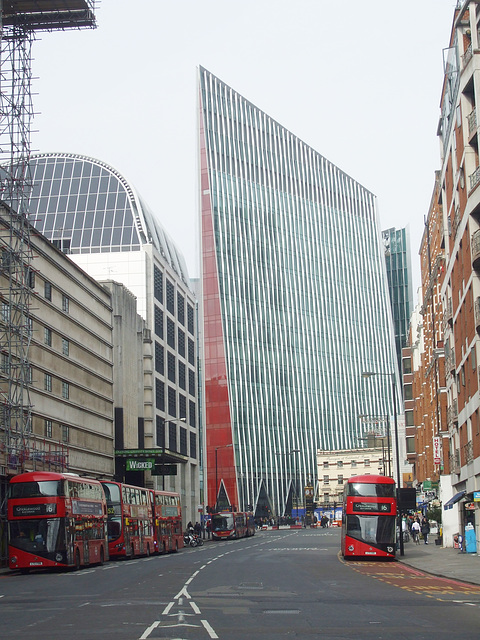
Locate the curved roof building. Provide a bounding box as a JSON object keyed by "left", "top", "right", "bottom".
{"left": 25, "top": 152, "right": 199, "bottom": 525}
{"left": 28, "top": 152, "right": 191, "bottom": 294}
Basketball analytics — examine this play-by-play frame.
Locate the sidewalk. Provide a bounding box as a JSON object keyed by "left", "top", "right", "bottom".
{"left": 399, "top": 538, "right": 480, "bottom": 585}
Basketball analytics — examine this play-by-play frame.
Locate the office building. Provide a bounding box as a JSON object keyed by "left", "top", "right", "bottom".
{"left": 382, "top": 227, "right": 414, "bottom": 375}
{"left": 198, "top": 67, "right": 400, "bottom": 517}
{"left": 25, "top": 153, "right": 200, "bottom": 525}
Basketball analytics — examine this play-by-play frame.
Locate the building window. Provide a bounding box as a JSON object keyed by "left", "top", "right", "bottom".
{"left": 177, "top": 293, "right": 185, "bottom": 326}
{"left": 178, "top": 328, "right": 185, "bottom": 358}
{"left": 62, "top": 295, "right": 69, "bottom": 313}
{"left": 364, "top": 458, "right": 370, "bottom": 467}
{"left": 154, "top": 265, "right": 163, "bottom": 303}
{"left": 168, "top": 386, "right": 176, "bottom": 416}
{"left": 44, "top": 281, "right": 52, "bottom": 301}
{"left": 167, "top": 318, "right": 175, "bottom": 348}
{"left": 155, "top": 379, "right": 165, "bottom": 411}
{"left": 156, "top": 416, "right": 165, "bottom": 448}
{"left": 404, "top": 383, "right": 413, "bottom": 400}
{"left": 62, "top": 424, "right": 69, "bottom": 442}
{"left": 323, "top": 493, "right": 330, "bottom": 503}
{"left": 337, "top": 460, "right": 343, "bottom": 468}
{"left": 179, "top": 427, "right": 187, "bottom": 455}
{"left": 190, "top": 432, "right": 197, "bottom": 459}
{"left": 25, "top": 316, "right": 33, "bottom": 338}
{"left": 179, "top": 362, "right": 186, "bottom": 390}
{"left": 187, "top": 304, "right": 194, "bottom": 335}
{"left": 351, "top": 460, "right": 357, "bottom": 468}
{"left": 323, "top": 475, "right": 329, "bottom": 484}
{"left": 45, "top": 419, "right": 52, "bottom": 438}
{"left": 1, "top": 302, "right": 10, "bottom": 322}
{"left": 62, "top": 381, "right": 69, "bottom": 399}
{"left": 338, "top": 475, "right": 344, "bottom": 485}
{"left": 188, "top": 338, "right": 194, "bottom": 365}
{"left": 169, "top": 421, "right": 177, "bottom": 451}
{"left": 44, "top": 327, "right": 52, "bottom": 346}
{"left": 166, "top": 279, "right": 175, "bottom": 314}
{"left": 1, "top": 353, "right": 9, "bottom": 374}
{"left": 155, "top": 342, "right": 164, "bottom": 375}
{"left": 405, "top": 410, "right": 414, "bottom": 427}
{"left": 323, "top": 461, "right": 329, "bottom": 469}
{"left": 45, "top": 373, "right": 52, "bottom": 392}
{"left": 189, "top": 400, "right": 196, "bottom": 428}
{"left": 26, "top": 267, "right": 35, "bottom": 288}
{"left": 189, "top": 369, "right": 195, "bottom": 397}
{"left": 62, "top": 338, "right": 69, "bottom": 356}
{"left": 154, "top": 306, "right": 163, "bottom": 338}
{"left": 403, "top": 356, "right": 412, "bottom": 374}
{"left": 179, "top": 393, "right": 186, "bottom": 419}
{"left": 167, "top": 351, "right": 176, "bottom": 383}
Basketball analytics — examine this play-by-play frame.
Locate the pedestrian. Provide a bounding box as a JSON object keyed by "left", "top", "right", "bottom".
{"left": 411, "top": 518, "right": 421, "bottom": 544}
{"left": 206, "top": 518, "right": 211, "bottom": 539}
{"left": 421, "top": 517, "right": 430, "bottom": 544}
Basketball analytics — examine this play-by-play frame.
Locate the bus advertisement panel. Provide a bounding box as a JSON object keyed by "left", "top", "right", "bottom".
{"left": 101, "top": 481, "right": 155, "bottom": 558}
{"left": 152, "top": 490, "right": 184, "bottom": 553}
{"left": 341, "top": 474, "right": 396, "bottom": 559}
{"left": 8, "top": 471, "right": 108, "bottom": 572}
{"left": 211, "top": 511, "right": 255, "bottom": 540}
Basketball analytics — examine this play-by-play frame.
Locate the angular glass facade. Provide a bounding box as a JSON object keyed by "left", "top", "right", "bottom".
{"left": 199, "top": 67, "right": 399, "bottom": 516}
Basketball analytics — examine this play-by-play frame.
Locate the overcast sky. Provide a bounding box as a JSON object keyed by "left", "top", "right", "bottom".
{"left": 31, "top": 0, "right": 458, "bottom": 292}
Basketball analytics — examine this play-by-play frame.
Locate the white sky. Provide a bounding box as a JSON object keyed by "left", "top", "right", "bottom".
{"left": 31, "top": 0, "right": 458, "bottom": 292}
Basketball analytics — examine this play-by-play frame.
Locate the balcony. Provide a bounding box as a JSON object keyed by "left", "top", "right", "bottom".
{"left": 449, "top": 450, "right": 461, "bottom": 474}
{"left": 469, "top": 166, "right": 480, "bottom": 192}
{"left": 463, "top": 42, "right": 473, "bottom": 68}
{"left": 468, "top": 108, "right": 477, "bottom": 139}
{"left": 464, "top": 441, "right": 474, "bottom": 464}
{"left": 447, "top": 399, "right": 458, "bottom": 427}
{"left": 472, "top": 229, "right": 480, "bottom": 269}
{"left": 445, "top": 349, "right": 456, "bottom": 373}
{"left": 476, "top": 297, "right": 480, "bottom": 334}
{"left": 444, "top": 297, "right": 453, "bottom": 327}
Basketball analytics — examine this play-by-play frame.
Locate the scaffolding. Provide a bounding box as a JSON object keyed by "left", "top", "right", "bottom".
{"left": 0, "top": 0, "right": 96, "bottom": 566}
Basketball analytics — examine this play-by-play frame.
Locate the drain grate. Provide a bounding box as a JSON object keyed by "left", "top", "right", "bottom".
{"left": 263, "top": 609, "right": 300, "bottom": 615}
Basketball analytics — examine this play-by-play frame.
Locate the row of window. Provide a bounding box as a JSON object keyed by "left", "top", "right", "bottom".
{"left": 154, "top": 312, "right": 195, "bottom": 366}
{"left": 154, "top": 266, "right": 195, "bottom": 336}
{"left": 44, "top": 418, "right": 70, "bottom": 442}
{"left": 322, "top": 459, "right": 379, "bottom": 469}
{"left": 155, "top": 381, "right": 196, "bottom": 427}
{"left": 155, "top": 417, "right": 197, "bottom": 459}
{"left": 155, "top": 343, "right": 196, "bottom": 396}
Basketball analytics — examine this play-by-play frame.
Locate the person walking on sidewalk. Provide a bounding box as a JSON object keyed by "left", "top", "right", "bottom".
{"left": 411, "top": 518, "right": 421, "bottom": 544}
{"left": 421, "top": 517, "right": 430, "bottom": 544}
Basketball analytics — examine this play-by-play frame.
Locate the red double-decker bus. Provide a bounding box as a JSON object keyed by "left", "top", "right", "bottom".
{"left": 100, "top": 481, "right": 155, "bottom": 558}
{"left": 211, "top": 511, "right": 255, "bottom": 540}
{"left": 8, "top": 471, "right": 108, "bottom": 572}
{"left": 341, "top": 475, "right": 397, "bottom": 559}
{"left": 152, "top": 490, "right": 184, "bottom": 553}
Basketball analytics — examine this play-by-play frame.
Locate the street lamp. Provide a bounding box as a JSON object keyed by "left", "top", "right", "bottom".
{"left": 362, "top": 371, "right": 403, "bottom": 557}
{"left": 215, "top": 443, "right": 233, "bottom": 512}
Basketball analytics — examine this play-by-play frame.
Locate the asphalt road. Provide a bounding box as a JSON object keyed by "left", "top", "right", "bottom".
{"left": 1, "top": 528, "right": 479, "bottom": 639}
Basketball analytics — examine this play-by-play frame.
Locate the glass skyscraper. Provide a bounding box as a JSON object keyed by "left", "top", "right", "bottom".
{"left": 199, "top": 67, "right": 400, "bottom": 516}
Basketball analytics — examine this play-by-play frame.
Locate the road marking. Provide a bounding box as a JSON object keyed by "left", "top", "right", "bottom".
{"left": 190, "top": 600, "right": 201, "bottom": 614}
{"left": 162, "top": 601, "right": 174, "bottom": 615}
{"left": 185, "top": 570, "right": 199, "bottom": 584}
{"left": 202, "top": 619, "right": 219, "bottom": 638}
{"left": 139, "top": 620, "right": 159, "bottom": 639}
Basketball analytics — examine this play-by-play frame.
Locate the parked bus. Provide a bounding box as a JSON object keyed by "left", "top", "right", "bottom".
{"left": 152, "top": 490, "right": 183, "bottom": 553}
{"left": 101, "top": 481, "right": 155, "bottom": 558}
{"left": 211, "top": 511, "right": 255, "bottom": 540}
{"left": 8, "top": 471, "right": 108, "bottom": 572}
{"left": 341, "top": 474, "right": 397, "bottom": 559}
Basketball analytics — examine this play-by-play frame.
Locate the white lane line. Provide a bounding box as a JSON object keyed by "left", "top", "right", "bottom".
{"left": 162, "top": 601, "right": 174, "bottom": 615}
{"left": 139, "top": 620, "right": 159, "bottom": 639}
{"left": 190, "top": 600, "right": 201, "bottom": 614}
{"left": 201, "top": 619, "right": 219, "bottom": 638}
{"left": 185, "top": 570, "right": 199, "bottom": 585}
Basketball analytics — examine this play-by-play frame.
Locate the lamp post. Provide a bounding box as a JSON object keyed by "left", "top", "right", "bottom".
{"left": 215, "top": 443, "right": 233, "bottom": 512}
{"left": 362, "top": 371, "right": 403, "bottom": 557}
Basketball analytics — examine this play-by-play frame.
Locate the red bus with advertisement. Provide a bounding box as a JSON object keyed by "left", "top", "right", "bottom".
{"left": 101, "top": 480, "right": 155, "bottom": 558}
{"left": 8, "top": 471, "right": 108, "bottom": 572}
{"left": 211, "top": 511, "right": 255, "bottom": 540}
{"left": 152, "top": 490, "right": 183, "bottom": 553}
{"left": 341, "top": 475, "right": 397, "bottom": 559}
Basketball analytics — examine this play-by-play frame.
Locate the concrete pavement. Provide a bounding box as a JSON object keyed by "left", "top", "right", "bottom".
{"left": 398, "top": 536, "right": 480, "bottom": 585}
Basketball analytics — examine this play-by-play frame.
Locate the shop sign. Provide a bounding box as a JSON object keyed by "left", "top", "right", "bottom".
{"left": 433, "top": 437, "right": 441, "bottom": 464}
{"left": 474, "top": 491, "right": 480, "bottom": 502}
{"left": 126, "top": 458, "right": 155, "bottom": 471}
